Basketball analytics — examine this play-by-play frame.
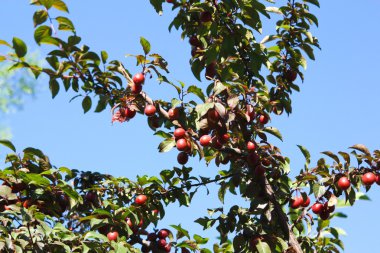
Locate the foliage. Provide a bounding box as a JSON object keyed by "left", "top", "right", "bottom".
{"left": 0, "top": 0, "right": 377, "bottom": 253}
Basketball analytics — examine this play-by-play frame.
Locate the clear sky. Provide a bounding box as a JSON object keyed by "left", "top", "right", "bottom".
{"left": 1, "top": 1, "right": 380, "bottom": 252}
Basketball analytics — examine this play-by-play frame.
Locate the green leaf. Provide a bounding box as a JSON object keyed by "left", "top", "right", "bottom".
{"left": 23, "top": 147, "right": 44, "bottom": 158}
{"left": 349, "top": 144, "right": 370, "bottom": 156}
{"left": 18, "top": 173, "right": 51, "bottom": 186}
{"left": 101, "top": 51, "right": 108, "bottom": 63}
{"left": 34, "top": 25, "right": 52, "bottom": 45}
{"left": 140, "top": 37, "right": 151, "bottom": 55}
{"left": 187, "top": 85, "right": 205, "bottom": 102}
{"left": 262, "top": 127, "right": 283, "bottom": 141}
{"left": 193, "top": 234, "right": 208, "bottom": 245}
{"left": 297, "top": 145, "right": 311, "bottom": 165}
{"left": 158, "top": 138, "right": 176, "bottom": 153}
{"left": 313, "top": 184, "right": 326, "bottom": 198}
{"left": 56, "top": 16, "right": 75, "bottom": 31}
{"left": 154, "top": 131, "right": 172, "bottom": 139}
{"left": 304, "top": 0, "right": 320, "bottom": 7}
{"left": 84, "top": 231, "right": 107, "bottom": 241}
{"left": 52, "top": 0, "right": 69, "bottom": 12}
{"left": 40, "top": 0, "right": 54, "bottom": 9}
{"left": 149, "top": 0, "right": 163, "bottom": 15}
{"left": 170, "top": 224, "right": 190, "bottom": 240}
{"left": 0, "top": 40, "right": 11, "bottom": 47}
{"left": 33, "top": 10, "right": 48, "bottom": 27}
{"left": 0, "top": 140, "right": 16, "bottom": 152}
{"left": 49, "top": 79, "right": 60, "bottom": 98}
{"left": 256, "top": 240, "right": 271, "bottom": 253}
{"left": 321, "top": 151, "right": 340, "bottom": 164}
{"left": 12, "top": 37, "right": 27, "bottom": 58}
{"left": 82, "top": 96, "right": 92, "bottom": 113}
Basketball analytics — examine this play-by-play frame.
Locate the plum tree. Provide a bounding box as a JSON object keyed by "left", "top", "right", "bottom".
{"left": 0, "top": 0, "right": 378, "bottom": 253}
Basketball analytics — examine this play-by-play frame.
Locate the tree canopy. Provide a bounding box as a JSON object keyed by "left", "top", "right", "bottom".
{"left": 0, "top": 1, "right": 379, "bottom": 253}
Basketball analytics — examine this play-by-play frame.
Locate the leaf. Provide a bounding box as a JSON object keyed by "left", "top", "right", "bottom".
{"left": 262, "top": 127, "right": 283, "bottom": 141}
{"left": 84, "top": 231, "right": 107, "bottom": 241}
{"left": 0, "top": 40, "right": 11, "bottom": 47}
{"left": 23, "top": 147, "right": 44, "bottom": 158}
{"left": 256, "top": 240, "right": 271, "bottom": 253}
{"left": 154, "top": 131, "right": 172, "bottom": 139}
{"left": 304, "top": 0, "right": 320, "bottom": 7}
{"left": 33, "top": 10, "right": 48, "bottom": 27}
{"left": 187, "top": 85, "right": 205, "bottom": 102}
{"left": 140, "top": 37, "right": 151, "bottom": 55}
{"left": 101, "top": 51, "right": 108, "bottom": 63}
{"left": 49, "top": 79, "right": 60, "bottom": 98}
{"left": 349, "top": 144, "right": 370, "bottom": 156}
{"left": 321, "top": 151, "right": 340, "bottom": 164}
{"left": 52, "top": 0, "right": 69, "bottom": 12}
{"left": 82, "top": 96, "right": 92, "bottom": 113}
{"left": 170, "top": 224, "right": 190, "bottom": 240}
{"left": 193, "top": 234, "right": 208, "bottom": 245}
{"left": 39, "top": 0, "right": 54, "bottom": 9}
{"left": 313, "top": 184, "right": 326, "bottom": 199}
{"left": 12, "top": 37, "right": 27, "bottom": 58}
{"left": 0, "top": 140, "right": 16, "bottom": 152}
{"left": 56, "top": 16, "right": 75, "bottom": 31}
{"left": 158, "top": 138, "right": 176, "bottom": 153}
{"left": 297, "top": 145, "right": 311, "bottom": 165}
{"left": 34, "top": 25, "right": 52, "bottom": 45}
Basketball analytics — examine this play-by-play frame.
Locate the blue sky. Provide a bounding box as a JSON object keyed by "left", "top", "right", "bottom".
{"left": 1, "top": 1, "right": 380, "bottom": 252}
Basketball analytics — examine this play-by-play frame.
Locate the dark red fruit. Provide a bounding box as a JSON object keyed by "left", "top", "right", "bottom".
{"left": 174, "top": 128, "right": 186, "bottom": 139}
{"left": 319, "top": 209, "right": 330, "bottom": 220}
{"left": 166, "top": 0, "right": 174, "bottom": 3}
{"left": 324, "top": 202, "right": 335, "bottom": 213}
{"left": 207, "top": 109, "right": 219, "bottom": 122}
{"left": 133, "top": 73, "right": 145, "bottom": 85}
{"left": 221, "top": 133, "right": 230, "bottom": 142}
{"left": 205, "top": 62, "right": 217, "bottom": 79}
{"left": 285, "top": 70, "right": 297, "bottom": 82}
{"left": 376, "top": 174, "right": 380, "bottom": 185}
{"left": 176, "top": 138, "right": 189, "bottom": 151}
{"left": 337, "top": 176, "right": 350, "bottom": 190}
{"left": 125, "top": 108, "right": 136, "bottom": 119}
{"left": 11, "top": 182, "right": 26, "bottom": 193}
{"left": 311, "top": 202, "right": 324, "bottom": 214}
{"left": 177, "top": 152, "right": 189, "bottom": 165}
{"left": 254, "top": 165, "right": 266, "bottom": 176}
{"left": 290, "top": 196, "right": 303, "bottom": 209}
{"left": 168, "top": 108, "right": 179, "bottom": 120}
{"left": 23, "top": 199, "right": 33, "bottom": 209}
{"left": 362, "top": 172, "right": 376, "bottom": 186}
{"left": 181, "top": 248, "right": 191, "bottom": 253}
{"left": 158, "top": 239, "right": 167, "bottom": 248}
{"left": 130, "top": 83, "right": 142, "bottom": 94}
{"left": 259, "top": 114, "right": 269, "bottom": 124}
{"left": 85, "top": 192, "right": 97, "bottom": 202}
{"left": 301, "top": 196, "right": 310, "bottom": 207}
{"left": 247, "top": 141, "right": 256, "bottom": 151}
{"left": 164, "top": 244, "right": 171, "bottom": 252}
{"left": 147, "top": 233, "right": 157, "bottom": 241}
{"left": 189, "top": 36, "right": 201, "bottom": 47}
{"left": 144, "top": 105, "right": 156, "bottom": 117}
{"left": 107, "top": 231, "right": 119, "bottom": 241}
{"left": 247, "top": 152, "right": 259, "bottom": 166}
{"left": 135, "top": 194, "right": 148, "bottom": 205}
{"left": 200, "top": 11, "right": 212, "bottom": 22}
{"left": 158, "top": 229, "right": 170, "bottom": 239}
{"left": 200, "top": 135, "right": 212, "bottom": 146}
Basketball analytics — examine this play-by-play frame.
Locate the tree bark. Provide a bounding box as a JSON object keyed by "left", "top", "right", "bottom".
{"left": 264, "top": 178, "right": 303, "bottom": 253}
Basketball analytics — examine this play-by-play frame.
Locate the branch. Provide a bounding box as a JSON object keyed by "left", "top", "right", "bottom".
{"left": 264, "top": 178, "right": 303, "bottom": 253}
